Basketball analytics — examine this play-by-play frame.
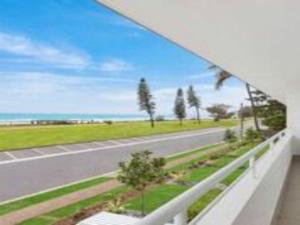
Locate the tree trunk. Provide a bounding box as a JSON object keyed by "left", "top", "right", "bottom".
{"left": 246, "top": 83, "right": 260, "bottom": 131}
{"left": 196, "top": 107, "right": 201, "bottom": 123}
{"left": 149, "top": 113, "right": 155, "bottom": 128}
{"left": 180, "top": 118, "right": 183, "bottom": 126}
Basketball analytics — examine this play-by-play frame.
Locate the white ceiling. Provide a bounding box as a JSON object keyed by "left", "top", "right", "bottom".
{"left": 97, "top": 0, "right": 300, "bottom": 104}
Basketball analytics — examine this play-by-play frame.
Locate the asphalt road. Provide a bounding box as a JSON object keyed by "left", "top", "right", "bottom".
{"left": 0, "top": 127, "right": 230, "bottom": 203}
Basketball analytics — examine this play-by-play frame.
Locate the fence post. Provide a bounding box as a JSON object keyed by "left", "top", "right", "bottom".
{"left": 174, "top": 210, "right": 188, "bottom": 225}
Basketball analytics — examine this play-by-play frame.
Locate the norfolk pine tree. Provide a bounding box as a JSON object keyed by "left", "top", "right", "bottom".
{"left": 138, "top": 78, "right": 156, "bottom": 127}
{"left": 174, "top": 88, "right": 186, "bottom": 125}
{"left": 187, "top": 85, "right": 201, "bottom": 123}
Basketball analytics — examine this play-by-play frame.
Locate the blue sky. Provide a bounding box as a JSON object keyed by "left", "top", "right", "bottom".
{"left": 0, "top": 0, "right": 247, "bottom": 116}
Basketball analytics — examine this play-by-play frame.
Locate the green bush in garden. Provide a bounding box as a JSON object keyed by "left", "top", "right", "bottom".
{"left": 223, "top": 129, "right": 238, "bottom": 143}
{"left": 245, "top": 128, "right": 263, "bottom": 143}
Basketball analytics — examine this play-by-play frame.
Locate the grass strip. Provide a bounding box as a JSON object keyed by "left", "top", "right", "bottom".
{"left": 0, "top": 120, "right": 237, "bottom": 151}
{"left": 0, "top": 177, "right": 111, "bottom": 216}
{"left": 125, "top": 184, "right": 189, "bottom": 214}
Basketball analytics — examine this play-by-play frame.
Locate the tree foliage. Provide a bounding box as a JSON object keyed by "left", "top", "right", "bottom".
{"left": 187, "top": 85, "right": 201, "bottom": 123}
{"left": 206, "top": 104, "right": 234, "bottom": 121}
{"left": 209, "top": 65, "right": 232, "bottom": 90}
{"left": 118, "top": 150, "right": 166, "bottom": 215}
{"left": 138, "top": 78, "right": 156, "bottom": 127}
{"left": 210, "top": 65, "right": 260, "bottom": 131}
{"left": 252, "top": 90, "right": 286, "bottom": 132}
{"left": 174, "top": 88, "right": 186, "bottom": 125}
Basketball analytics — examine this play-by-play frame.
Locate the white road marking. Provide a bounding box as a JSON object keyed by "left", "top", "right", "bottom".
{"left": 129, "top": 137, "right": 146, "bottom": 142}
{"left": 31, "top": 148, "right": 44, "bottom": 155}
{"left": 92, "top": 142, "right": 106, "bottom": 147}
{"left": 0, "top": 128, "right": 226, "bottom": 165}
{"left": 115, "top": 139, "right": 133, "bottom": 144}
{"left": 105, "top": 140, "right": 123, "bottom": 145}
{"left": 4, "top": 151, "right": 17, "bottom": 160}
{"left": 75, "top": 143, "right": 89, "bottom": 148}
{"left": 57, "top": 145, "right": 71, "bottom": 152}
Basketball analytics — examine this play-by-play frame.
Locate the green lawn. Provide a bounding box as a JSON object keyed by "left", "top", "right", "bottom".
{"left": 125, "top": 184, "right": 189, "bottom": 213}
{"left": 0, "top": 119, "right": 237, "bottom": 151}
{"left": 0, "top": 177, "right": 111, "bottom": 216}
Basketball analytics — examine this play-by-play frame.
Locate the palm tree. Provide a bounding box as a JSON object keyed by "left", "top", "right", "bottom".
{"left": 209, "top": 65, "right": 260, "bottom": 131}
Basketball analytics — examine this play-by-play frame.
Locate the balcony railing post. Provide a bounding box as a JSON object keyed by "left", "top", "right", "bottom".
{"left": 249, "top": 156, "right": 256, "bottom": 178}
{"left": 174, "top": 210, "right": 188, "bottom": 225}
{"left": 269, "top": 140, "right": 274, "bottom": 152}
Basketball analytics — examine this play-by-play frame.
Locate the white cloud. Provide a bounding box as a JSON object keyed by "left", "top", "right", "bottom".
{"left": 0, "top": 32, "right": 90, "bottom": 68}
{"left": 100, "top": 58, "right": 134, "bottom": 72}
{"left": 0, "top": 71, "right": 138, "bottom": 113}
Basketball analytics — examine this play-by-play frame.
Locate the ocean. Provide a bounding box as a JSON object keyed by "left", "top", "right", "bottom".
{"left": 0, "top": 113, "right": 149, "bottom": 124}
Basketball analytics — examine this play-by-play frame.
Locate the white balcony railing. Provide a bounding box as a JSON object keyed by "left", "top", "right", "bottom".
{"left": 134, "top": 129, "right": 288, "bottom": 225}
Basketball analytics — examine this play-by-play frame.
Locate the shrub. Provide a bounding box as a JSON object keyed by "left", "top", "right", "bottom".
{"left": 105, "top": 198, "right": 125, "bottom": 213}
{"left": 223, "top": 129, "right": 238, "bottom": 143}
{"left": 188, "top": 160, "right": 208, "bottom": 170}
{"left": 245, "top": 128, "right": 263, "bottom": 143}
{"left": 208, "top": 151, "right": 224, "bottom": 160}
{"left": 103, "top": 120, "right": 113, "bottom": 125}
{"left": 188, "top": 163, "right": 200, "bottom": 170}
{"left": 169, "top": 170, "right": 187, "bottom": 185}
{"left": 197, "top": 160, "right": 206, "bottom": 166}
{"left": 155, "top": 115, "right": 165, "bottom": 121}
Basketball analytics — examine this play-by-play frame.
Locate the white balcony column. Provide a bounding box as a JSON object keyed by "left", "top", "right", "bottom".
{"left": 287, "top": 90, "right": 300, "bottom": 155}
{"left": 249, "top": 156, "right": 256, "bottom": 178}
{"left": 174, "top": 210, "right": 188, "bottom": 225}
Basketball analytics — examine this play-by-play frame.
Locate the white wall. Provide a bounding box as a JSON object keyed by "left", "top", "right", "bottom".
{"left": 287, "top": 91, "right": 300, "bottom": 155}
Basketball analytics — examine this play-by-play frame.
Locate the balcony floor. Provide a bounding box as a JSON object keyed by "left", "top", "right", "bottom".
{"left": 276, "top": 156, "right": 300, "bottom": 225}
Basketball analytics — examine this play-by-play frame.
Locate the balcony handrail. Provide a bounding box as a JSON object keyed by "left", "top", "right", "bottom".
{"left": 134, "top": 129, "right": 288, "bottom": 225}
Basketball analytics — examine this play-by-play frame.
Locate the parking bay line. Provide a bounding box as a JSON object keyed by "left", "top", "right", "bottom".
{"left": 0, "top": 128, "right": 226, "bottom": 165}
